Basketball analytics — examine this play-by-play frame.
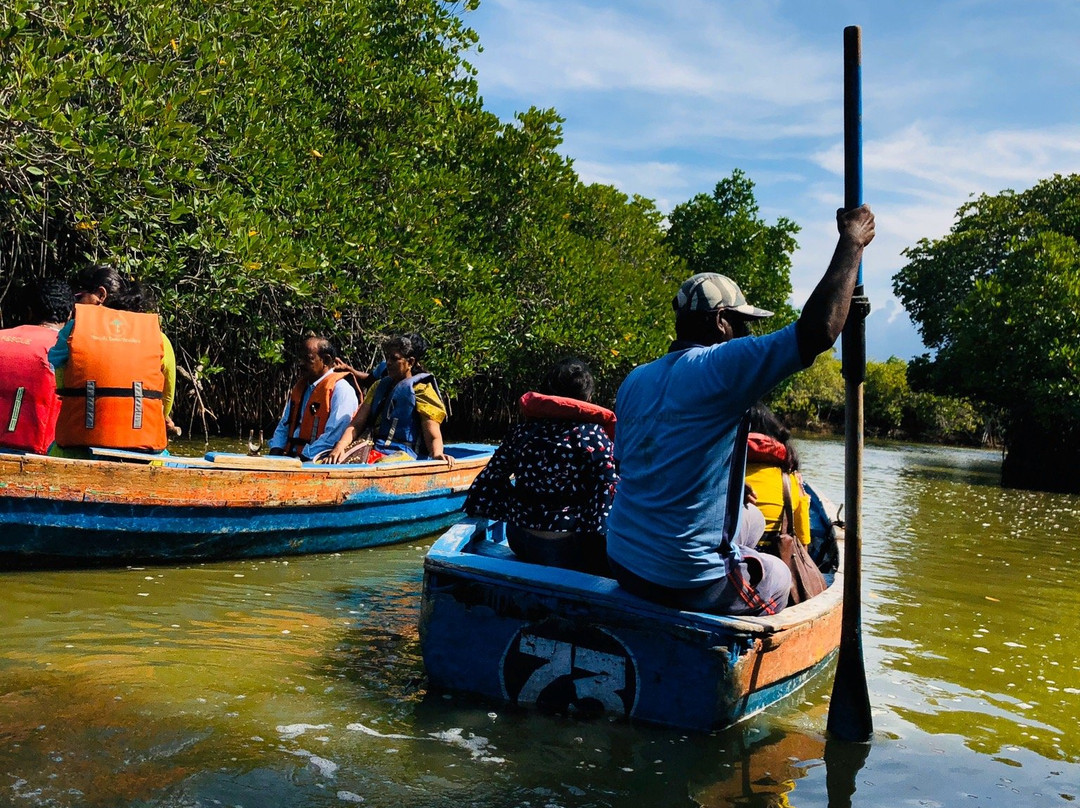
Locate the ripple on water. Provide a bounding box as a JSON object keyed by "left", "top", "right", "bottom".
{"left": 2, "top": 441, "right": 1078, "bottom": 806}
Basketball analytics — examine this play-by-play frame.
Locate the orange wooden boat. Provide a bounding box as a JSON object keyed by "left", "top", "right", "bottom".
{"left": 0, "top": 445, "right": 493, "bottom": 568}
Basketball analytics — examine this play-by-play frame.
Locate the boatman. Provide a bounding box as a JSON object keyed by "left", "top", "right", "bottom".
{"left": 0, "top": 278, "right": 73, "bottom": 454}
{"left": 268, "top": 335, "right": 359, "bottom": 461}
{"left": 606, "top": 205, "right": 875, "bottom": 616}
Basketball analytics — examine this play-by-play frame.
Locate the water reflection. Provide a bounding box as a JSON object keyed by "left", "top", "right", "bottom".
{"left": 1, "top": 440, "right": 1078, "bottom": 806}
{"left": 851, "top": 442, "right": 1080, "bottom": 767}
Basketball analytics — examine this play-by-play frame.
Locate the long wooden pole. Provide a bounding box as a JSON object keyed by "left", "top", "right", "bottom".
{"left": 827, "top": 24, "right": 873, "bottom": 743}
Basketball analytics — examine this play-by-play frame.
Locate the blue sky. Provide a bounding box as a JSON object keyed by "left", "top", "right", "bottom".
{"left": 459, "top": 0, "right": 1080, "bottom": 361}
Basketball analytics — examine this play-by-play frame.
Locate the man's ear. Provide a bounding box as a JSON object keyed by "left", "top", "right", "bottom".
{"left": 715, "top": 310, "right": 732, "bottom": 342}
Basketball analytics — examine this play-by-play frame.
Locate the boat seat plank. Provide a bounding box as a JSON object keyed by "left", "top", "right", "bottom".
{"left": 90, "top": 447, "right": 213, "bottom": 466}
{"left": 204, "top": 452, "right": 304, "bottom": 469}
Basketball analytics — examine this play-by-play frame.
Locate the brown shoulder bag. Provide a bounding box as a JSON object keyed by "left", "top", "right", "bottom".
{"left": 770, "top": 473, "right": 828, "bottom": 605}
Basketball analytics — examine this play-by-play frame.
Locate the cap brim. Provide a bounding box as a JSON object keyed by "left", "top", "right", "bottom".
{"left": 729, "top": 304, "right": 773, "bottom": 319}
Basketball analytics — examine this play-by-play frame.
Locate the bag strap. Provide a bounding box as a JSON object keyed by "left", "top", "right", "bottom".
{"left": 780, "top": 471, "right": 795, "bottom": 537}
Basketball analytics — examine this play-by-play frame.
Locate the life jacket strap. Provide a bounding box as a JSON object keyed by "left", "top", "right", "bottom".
{"left": 58, "top": 385, "right": 164, "bottom": 399}
{"left": 58, "top": 381, "right": 163, "bottom": 430}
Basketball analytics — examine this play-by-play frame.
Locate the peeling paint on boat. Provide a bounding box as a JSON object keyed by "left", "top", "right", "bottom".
{"left": 0, "top": 445, "right": 493, "bottom": 567}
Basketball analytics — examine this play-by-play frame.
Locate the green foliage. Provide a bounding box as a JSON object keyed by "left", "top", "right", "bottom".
{"left": 771, "top": 351, "right": 985, "bottom": 444}
{"left": 946, "top": 232, "right": 1080, "bottom": 426}
{"left": 865, "top": 357, "right": 909, "bottom": 435}
{"left": 770, "top": 351, "right": 843, "bottom": 429}
{"left": 0, "top": 0, "right": 680, "bottom": 433}
{"left": 893, "top": 174, "right": 1080, "bottom": 487}
{"left": 0, "top": 0, "right": 1026, "bottom": 460}
{"left": 1, "top": 0, "right": 495, "bottom": 427}
{"left": 7, "top": 1, "right": 907, "bottom": 445}
{"left": 907, "top": 392, "right": 981, "bottom": 444}
{"left": 665, "top": 169, "right": 800, "bottom": 328}
{"left": 896, "top": 173, "right": 1080, "bottom": 352}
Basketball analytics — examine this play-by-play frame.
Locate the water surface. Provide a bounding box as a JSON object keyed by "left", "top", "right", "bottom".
{"left": 1, "top": 439, "right": 1077, "bottom": 806}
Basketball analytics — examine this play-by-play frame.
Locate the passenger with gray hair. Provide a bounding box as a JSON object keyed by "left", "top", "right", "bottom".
{"left": 268, "top": 334, "right": 359, "bottom": 461}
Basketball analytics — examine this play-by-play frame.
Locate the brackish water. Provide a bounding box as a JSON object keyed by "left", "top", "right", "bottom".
{"left": 1, "top": 439, "right": 1077, "bottom": 807}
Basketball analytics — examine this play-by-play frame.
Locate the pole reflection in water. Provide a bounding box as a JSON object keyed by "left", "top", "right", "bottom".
{"left": 824, "top": 738, "right": 870, "bottom": 808}
{"left": 0, "top": 438, "right": 1077, "bottom": 807}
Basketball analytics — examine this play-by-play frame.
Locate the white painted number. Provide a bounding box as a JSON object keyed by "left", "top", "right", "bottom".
{"left": 515, "top": 633, "right": 627, "bottom": 714}
{"left": 571, "top": 647, "right": 626, "bottom": 713}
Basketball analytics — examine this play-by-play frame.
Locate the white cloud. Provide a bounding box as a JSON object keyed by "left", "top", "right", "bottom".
{"left": 815, "top": 124, "right": 1080, "bottom": 200}
{"left": 571, "top": 159, "right": 688, "bottom": 210}
{"left": 472, "top": 0, "right": 835, "bottom": 106}
{"left": 463, "top": 0, "right": 1080, "bottom": 360}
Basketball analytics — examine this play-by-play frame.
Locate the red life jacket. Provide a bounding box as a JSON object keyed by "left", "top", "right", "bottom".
{"left": 284, "top": 371, "right": 351, "bottom": 456}
{"left": 519, "top": 391, "right": 616, "bottom": 440}
{"left": 747, "top": 432, "right": 788, "bottom": 466}
{"left": 55, "top": 304, "right": 167, "bottom": 451}
{"left": 0, "top": 324, "right": 62, "bottom": 453}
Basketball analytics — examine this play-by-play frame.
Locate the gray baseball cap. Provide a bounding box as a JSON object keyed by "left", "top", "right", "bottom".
{"left": 672, "top": 272, "right": 773, "bottom": 318}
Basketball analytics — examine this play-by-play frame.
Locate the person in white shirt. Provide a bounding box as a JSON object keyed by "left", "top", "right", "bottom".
{"left": 268, "top": 335, "right": 359, "bottom": 461}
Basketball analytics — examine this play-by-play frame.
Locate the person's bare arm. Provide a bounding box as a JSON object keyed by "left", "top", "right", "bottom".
{"left": 421, "top": 418, "right": 454, "bottom": 468}
{"left": 332, "top": 359, "right": 375, "bottom": 388}
{"left": 796, "top": 205, "right": 876, "bottom": 365}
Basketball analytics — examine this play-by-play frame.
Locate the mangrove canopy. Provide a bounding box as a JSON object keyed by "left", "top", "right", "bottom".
{"left": 894, "top": 173, "right": 1080, "bottom": 492}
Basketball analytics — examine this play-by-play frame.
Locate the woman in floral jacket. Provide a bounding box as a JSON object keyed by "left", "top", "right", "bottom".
{"left": 464, "top": 357, "right": 617, "bottom": 576}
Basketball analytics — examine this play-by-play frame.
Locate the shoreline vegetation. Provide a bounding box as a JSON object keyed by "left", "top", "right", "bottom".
{"left": 1, "top": 1, "right": 1071, "bottom": 489}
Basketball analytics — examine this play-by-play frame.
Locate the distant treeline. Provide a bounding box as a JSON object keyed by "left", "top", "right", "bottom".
{"left": 772, "top": 353, "right": 999, "bottom": 447}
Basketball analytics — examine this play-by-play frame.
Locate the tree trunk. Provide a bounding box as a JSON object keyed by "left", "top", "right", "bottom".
{"left": 1001, "top": 417, "right": 1080, "bottom": 494}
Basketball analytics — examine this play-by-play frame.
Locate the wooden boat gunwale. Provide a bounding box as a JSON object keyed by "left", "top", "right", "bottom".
{"left": 424, "top": 519, "right": 843, "bottom": 636}
{"left": 0, "top": 444, "right": 495, "bottom": 567}
{"left": 0, "top": 443, "right": 494, "bottom": 507}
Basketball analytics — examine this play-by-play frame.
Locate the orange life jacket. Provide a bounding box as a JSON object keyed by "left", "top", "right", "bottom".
{"left": 519, "top": 391, "right": 616, "bottom": 440}
{"left": 284, "top": 371, "right": 351, "bottom": 456}
{"left": 0, "top": 324, "right": 62, "bottom": 453}
{"left": 55, "top": 304, "right": 167, "bottom": 451}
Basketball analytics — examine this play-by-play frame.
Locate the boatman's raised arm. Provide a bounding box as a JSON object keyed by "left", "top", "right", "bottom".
{"left": 795, "top": 204, "right": 876, "bottom": 366}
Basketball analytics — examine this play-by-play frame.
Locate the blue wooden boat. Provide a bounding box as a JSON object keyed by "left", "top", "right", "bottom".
{"left": 420, "top": 518, "right": 843, "bottom": 733}
{"left": 0, "top": 444, "right": 493, "bottom": 568}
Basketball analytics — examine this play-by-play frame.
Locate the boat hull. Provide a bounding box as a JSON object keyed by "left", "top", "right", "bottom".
{"left": 420, "top": 520, "right": 843, "bottom": 733}
{"left": 0, "top": 446, "right": 493, "bottom": 567}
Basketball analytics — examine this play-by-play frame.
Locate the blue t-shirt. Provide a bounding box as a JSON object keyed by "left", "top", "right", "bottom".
{"left": 606, "top": 323, "right": 805, "bottom": 588}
